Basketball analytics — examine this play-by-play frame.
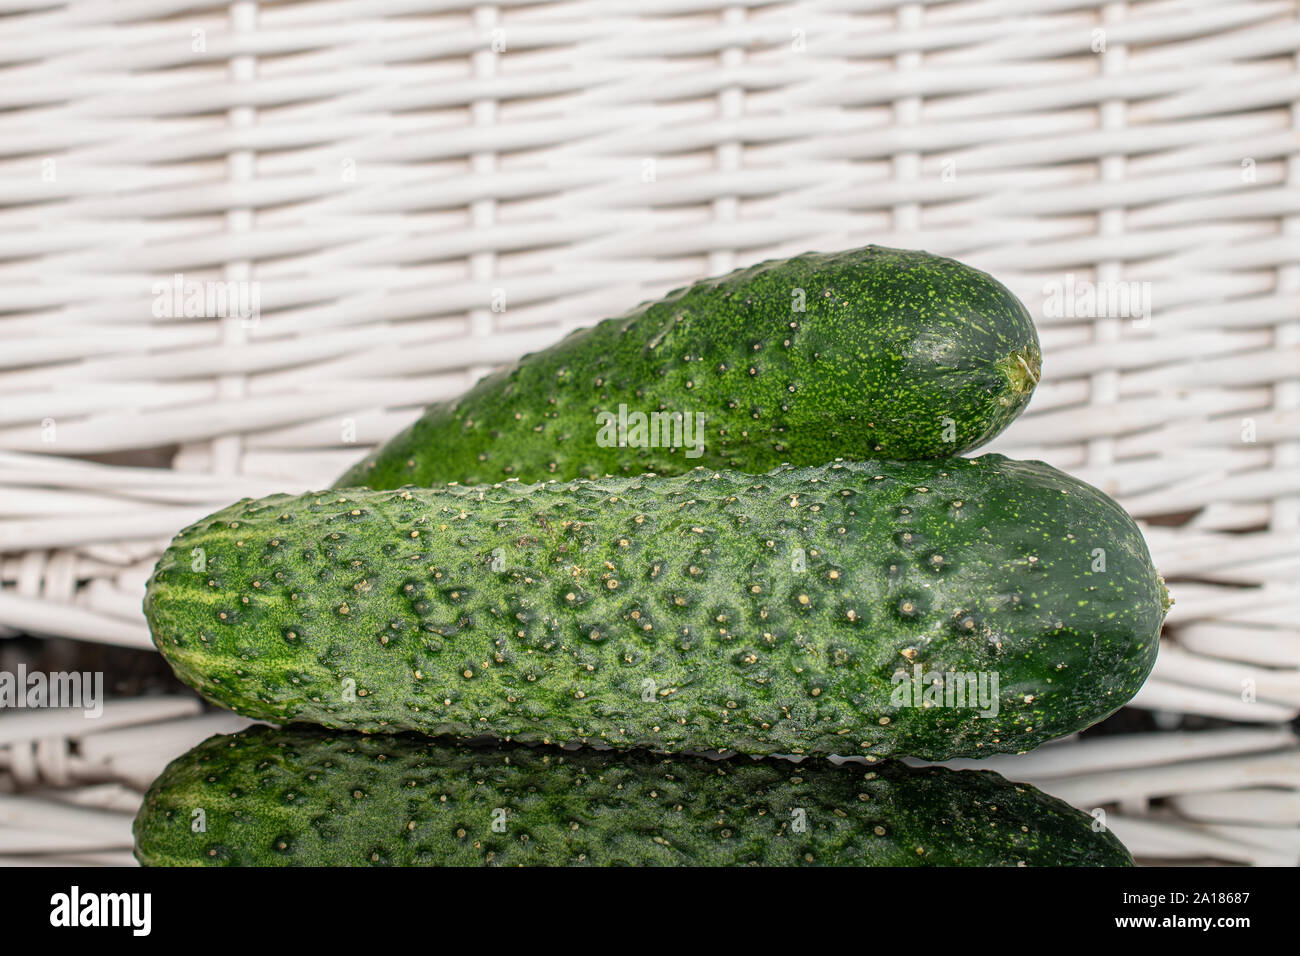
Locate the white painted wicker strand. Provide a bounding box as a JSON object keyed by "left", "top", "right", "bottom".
{"left": 1, "top": 0, "right": 1298, "bottom": 865}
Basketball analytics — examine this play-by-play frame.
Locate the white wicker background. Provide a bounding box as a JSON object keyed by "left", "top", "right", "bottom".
{"left": 0, "top": 0, "right": 1297, "bottom": 866}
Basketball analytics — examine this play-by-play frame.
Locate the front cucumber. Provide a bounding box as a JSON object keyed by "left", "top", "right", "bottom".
{"left": 337, "top": 246, "right": 1040, "bottom": 488}
{"left": 134, "top": 726, "right": 1134, "bottom": 866}
{"left": 145, "top": 456, "right": 1167, "bottom": 759}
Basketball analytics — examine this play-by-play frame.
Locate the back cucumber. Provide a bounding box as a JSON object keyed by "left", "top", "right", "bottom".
{"left": 134, "top": 725, "right": 1134, "bottom": 866}
{"left": 337, "top": 246, "right": 1040, "bottom": 488}
{"left": 145, "top": 455, "right": 1167, "bottom": 759}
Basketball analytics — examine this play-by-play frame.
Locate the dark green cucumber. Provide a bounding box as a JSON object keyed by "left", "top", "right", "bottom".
{"left": 145, "top": 455, "right": 1167, "bottom": 759}
{"left": 337, "top": 246, "right": 1040, "bottom": 488}
{"left": 134, "top": 725, "right": 1133, "bottom": 867}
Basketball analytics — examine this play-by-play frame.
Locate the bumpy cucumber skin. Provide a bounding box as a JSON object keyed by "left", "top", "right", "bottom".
{"left": 336, "top": 247, "right": 1040, "bottom": 489}
{"left": 145, "top": 456, "right": 1165, "bottom": 759}
{"left": 134, "top": 726, "right": 1134, "bottom": 867}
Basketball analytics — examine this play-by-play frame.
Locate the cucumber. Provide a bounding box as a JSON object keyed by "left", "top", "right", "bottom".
{"left": 145, "top": 455, "right": 1167, "bottom": 759}
{"left": 337, "top": 246, "right": 1040, "bottom": 488}
{"left": 133, "top": 726, "right": 1133, "bottom": 867}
